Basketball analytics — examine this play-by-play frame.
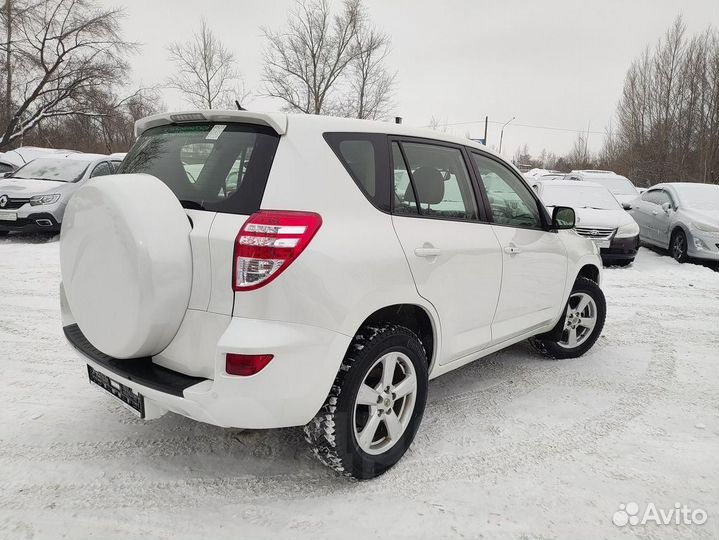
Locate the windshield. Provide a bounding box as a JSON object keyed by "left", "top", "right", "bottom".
{"left": 541, "top": 184, "right": 621, "bottom": 210}
{"left": 674, "top": 184, "right": 719, "bottom": 212}
{"left": 118, "top": 123, "right": 280, "bottom": 215}
{"left": 588, "top": 176, "right": 638, "bottom": 195}
{"left": 11, "top": 158, "right": 89, "bottom": 182}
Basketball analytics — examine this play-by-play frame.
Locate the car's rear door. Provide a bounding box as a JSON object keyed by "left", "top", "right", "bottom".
{"left": 470, "top": 151, "right": 567, "bottom": 343}
{"left": 634, "top": 190, "right": 666, "bottom": 245}
{"left": 629, "top": 191, "right": 655, "bottom": 241}
{"left": 389, "top": 139, "right": 502, "bottom": 365}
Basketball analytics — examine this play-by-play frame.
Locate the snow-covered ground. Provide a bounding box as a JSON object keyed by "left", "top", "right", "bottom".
{"left": 1, "top": 236, "right": 717, "bottom": 539}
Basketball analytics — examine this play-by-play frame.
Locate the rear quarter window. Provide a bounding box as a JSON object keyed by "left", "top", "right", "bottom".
{"left": 118, "top": 123, "right": 280, "bottom": 215}
{"left": 324, "top": 132, "right": 391, "bottom": 212}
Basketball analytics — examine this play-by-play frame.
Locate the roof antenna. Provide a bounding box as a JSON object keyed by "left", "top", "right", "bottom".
{"left": 235, "top": 100, "right": 246, "bottom": 111}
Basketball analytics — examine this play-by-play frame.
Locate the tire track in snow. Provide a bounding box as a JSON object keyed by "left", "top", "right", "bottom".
{"left": 0, "top": 343, "right": 677, "bottom": 510}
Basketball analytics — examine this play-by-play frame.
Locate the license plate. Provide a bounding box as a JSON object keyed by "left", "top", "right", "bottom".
{"left": 592, "top": 238, "right": 611, "bottom": 249}
{"left": 87, "top": 365, "right": 145, "bottom": 417}
{"left": 0, "top": 211, "right": 17, "bottom": 221}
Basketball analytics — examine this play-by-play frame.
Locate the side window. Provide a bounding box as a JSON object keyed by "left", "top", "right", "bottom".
{"left": 641, "top": 190, "right": 655, "bottom": 203}
{"left": 472, "top": 153, "right": 542, "bottom": 228}
{"left": 654, "top": 190, "right": 672, "bottom": 207}
{"left": 90, "top": 162, "right": 112, "bottom": 178}
{"left": 338, "top": 140, "right": 376, "bottom": 197}
{"left": 643, "top": 190, "right": 662, "bottom": 205}
{"left": 398, "top": 142, "right": 478, "bottom": 220}
{"left": 392, "top": 142, "right": 418, "bottom": 215}
{"left": 323, "top": 133, "right": 390, "bottom": 211}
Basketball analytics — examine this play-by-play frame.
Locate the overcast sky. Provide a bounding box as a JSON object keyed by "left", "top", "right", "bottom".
{"left": 113, "top": 0, "right": 718, "bottom": 159}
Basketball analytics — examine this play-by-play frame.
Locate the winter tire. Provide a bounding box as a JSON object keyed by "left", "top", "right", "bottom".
{"left": 304, "top": 324, "right": 429, "bottom": 479}
{"left": 670, "top": 229, "right": 688, "bottom": 263}
{"left": 531, "top": 277, "right": 606, "bottom": 360}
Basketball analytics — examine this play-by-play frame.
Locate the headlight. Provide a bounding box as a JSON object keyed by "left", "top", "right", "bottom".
{"left": 29, "top": 194, "right": 61, "bottom": 206}
{"left": 615, "top": 221, "right": 640, "bottom": 238}
{"left": 692, "top": 221, "right": 719, "bottom": 233}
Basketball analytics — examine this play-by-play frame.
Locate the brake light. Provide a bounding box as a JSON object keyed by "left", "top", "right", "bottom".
{"left": 233, "top": 210, "right": 322, "bottom": 291}
{"left": 226, "top": 353, "right": 274, "bottom": 376}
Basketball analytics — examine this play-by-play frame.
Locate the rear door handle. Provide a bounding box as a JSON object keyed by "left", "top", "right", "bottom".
{"left": 414, "top": 247, "right": 441, "bottom": 258}
{"left": 504, "top": 245, "right": 521, "bottom": 255}
{"left": 651, "top": 210, "right": 659, "bottom": 215}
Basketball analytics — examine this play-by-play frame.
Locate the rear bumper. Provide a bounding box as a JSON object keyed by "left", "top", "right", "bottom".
{"left": 601, "top": 235, "right": 639, "bottom": 262}
{"left": 63, "top": 317, "right": 352, "bottom": 429}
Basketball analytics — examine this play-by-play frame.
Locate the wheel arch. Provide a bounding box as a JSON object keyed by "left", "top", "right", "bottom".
{"left": 351, "top": 304, "right": 437, "bottom": 373}
{"left": 576, "top": 263, "right": 600, "bottom": 285}
{"left": 671, "top": 223, "right": 689, "bottom": 240}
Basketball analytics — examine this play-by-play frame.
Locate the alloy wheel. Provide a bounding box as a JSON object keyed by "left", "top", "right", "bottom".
{"left": 557, "top": 292, "right": 598, "bottom": 349}
{"left": 353, "top": 351, "right": 417, "bottom": 455}
{"left": 672, "top": 233, "right": 686, "bottom": 261}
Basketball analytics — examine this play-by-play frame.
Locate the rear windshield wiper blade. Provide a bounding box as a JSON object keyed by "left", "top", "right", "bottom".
{"left": 179, "top": 200, "right": 206, "bottom": 211}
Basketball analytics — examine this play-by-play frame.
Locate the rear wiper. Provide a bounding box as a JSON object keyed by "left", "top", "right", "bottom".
{"left": 179, "top": 200, "right": 206, "bottom": 211}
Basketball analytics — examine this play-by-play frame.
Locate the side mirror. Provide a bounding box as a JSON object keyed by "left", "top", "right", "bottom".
{"left": 622, "top": 202, "right": 632, "bottom": 210}
{"left": 661, "top": 202, "right": 672, "bottom": 213}
{"left": 551, "top": 206, "right": 575, "bottom": 230}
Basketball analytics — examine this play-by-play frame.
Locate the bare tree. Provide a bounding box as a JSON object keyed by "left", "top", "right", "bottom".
{"left": 427, "top": 115, "right": 448, "bottom": 132}
{"left": 262, "top": 0, "right": 361, "bottom": 114}
{"left": 0, "top": 0, "right": 133, "bottom": 150}
{"left": 166, "top": 18, "right": 245, "bottom": 109}
{"left": 566, "top": 132, "right": 592, "bottom": 169}
{"left": 262, "top": 0, "right": 394, "bottom": 118}
{"left": 606, "top": 16, "right": 719, "bottom": 185}
{"left": 340, "top": 22, "right": 395, "bottom": 119}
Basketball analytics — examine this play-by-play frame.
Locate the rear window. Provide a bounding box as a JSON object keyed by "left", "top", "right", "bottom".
{"left": 118, "top": 123, "right": 280, "bottom": 215}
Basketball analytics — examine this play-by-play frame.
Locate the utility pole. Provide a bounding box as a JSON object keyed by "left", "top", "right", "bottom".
{"left": 498, "top": 116, "right": 515, "bottom": 154}
{"left": 4, "top": 0, "right": 11, "bottom": 125}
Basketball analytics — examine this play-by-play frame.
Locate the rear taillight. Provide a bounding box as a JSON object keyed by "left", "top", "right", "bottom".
{"left": 233, "top": 210, "right": 322, "bottom": 291}
{"left": 226, "top": 353, "right": 274, "bottom": 376}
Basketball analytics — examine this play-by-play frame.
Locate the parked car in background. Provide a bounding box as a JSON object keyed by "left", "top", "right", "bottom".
{"left": 523, "top": 168, "right": 563, "bottom": 180}
{"left": 108, "top": 152, "right": 127, "bottom": 171}
{"left": 532, "top": 179, "right": 640, "bottom": 266}
{"left": 0, "top": 153, "right": 115, "bottom": 235}
{"left": 565, "top": 170, "right": 640, "bottom": 209}
{"left": 0, "top": 153, "right": 16, "bottom": 175}
{"left": 0, "top": 146, "right": 79, "bottom": 171}
{"left": 58, "top": 110, "right": 605, "bottom": 479}
{"left": 628, "top": 182, "right": 719, "bottom": 263}
{"left": 535, "top": 172, "right": 566, "bottom": 182}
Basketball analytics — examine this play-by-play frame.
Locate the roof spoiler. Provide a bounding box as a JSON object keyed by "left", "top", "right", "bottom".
{"left": 134, "top": 110, "right": 288, "bottom": 137}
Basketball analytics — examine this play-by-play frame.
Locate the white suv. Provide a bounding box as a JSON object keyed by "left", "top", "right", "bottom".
{"left": 60, "top": 111, "right": 605, "bottom": 479}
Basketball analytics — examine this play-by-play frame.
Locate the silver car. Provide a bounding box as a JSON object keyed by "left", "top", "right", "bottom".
{"left": 628, "top": 182, "right": 719, "bottom": 263}
{"left": 0, "top": 154, "right": 117, "bottom": 235}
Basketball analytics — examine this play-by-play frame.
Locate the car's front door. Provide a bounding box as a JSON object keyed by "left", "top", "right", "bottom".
{"left": 650, "top": 189, "right": 675, "bottom": 247}
{"left": 389, "top": 140, "right": 503, "bottom": 365}
{"left": 470, "top": 152, "right": 567, "bottom": 343}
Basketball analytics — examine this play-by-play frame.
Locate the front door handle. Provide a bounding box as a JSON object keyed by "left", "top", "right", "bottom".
{"left": 651, "top": 210, "right": 659, "bottom": 215}
{"left": 504, "top": 245, "right": 521, "bottom": 255}
{"left": 414, "top": 247, "right": 441, "bottom": 258}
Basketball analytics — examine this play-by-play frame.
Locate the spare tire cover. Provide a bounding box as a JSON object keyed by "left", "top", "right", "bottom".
{"left": 61, "top": 174, "right": 192, "bottom": 359}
